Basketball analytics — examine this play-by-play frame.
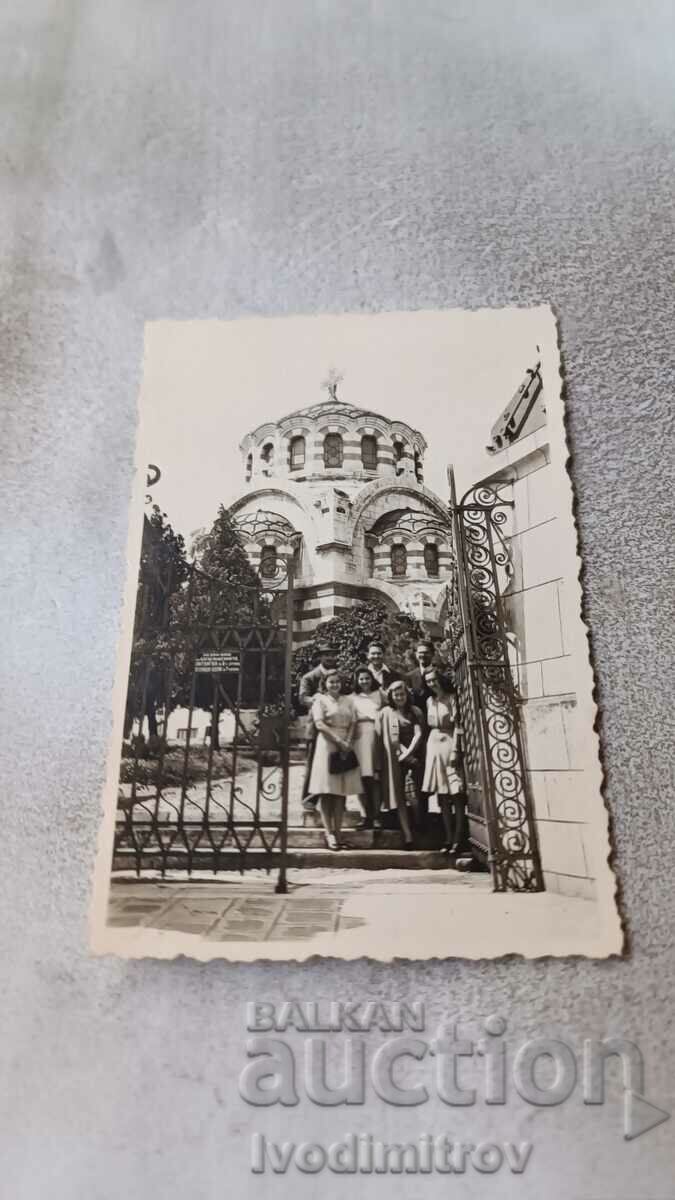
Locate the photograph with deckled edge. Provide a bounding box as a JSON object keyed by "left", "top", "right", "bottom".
{"left": 90, "top": 306, "right": 621, "bottom": 961}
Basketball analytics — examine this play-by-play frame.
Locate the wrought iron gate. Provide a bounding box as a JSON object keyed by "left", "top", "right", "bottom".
{"left": 447, "top": 469, "right": 543, "bottom": 892}
{"left": 113, "top": 523, "right": 295, "bottom": 893}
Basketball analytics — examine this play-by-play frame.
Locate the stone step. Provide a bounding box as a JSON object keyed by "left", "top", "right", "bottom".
{"left": 287, "top": 848, "right": 456, "bottom": 870}
{"left": 112, "top": 846, "right": 475, "bottom": 872}
{"left": 114, "top": 823, "right": 448, "bottom": 854}
{"left": 286, "top": 827, "right": 440, "bottom": 850}
{"left": 300, "top": 809, "right": 448, "bottom": 831}
{"left": 300, "top": 809, "right": 368, "bottom": 829}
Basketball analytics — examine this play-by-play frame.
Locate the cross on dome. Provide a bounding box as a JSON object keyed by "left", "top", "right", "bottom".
{"left": 321, "top": 367, "right": 344, "bottom": 402}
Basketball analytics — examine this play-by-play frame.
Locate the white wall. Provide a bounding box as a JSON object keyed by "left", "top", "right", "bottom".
{"left": 486, "top": 431, "right": 597, "bottom": 899}
{"left": 135, "top": 708, "right": 256, "bottom": 745}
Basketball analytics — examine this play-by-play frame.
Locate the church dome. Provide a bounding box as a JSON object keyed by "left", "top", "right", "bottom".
{"left": 239, "top": 375, "right": 427, "bottom": 488}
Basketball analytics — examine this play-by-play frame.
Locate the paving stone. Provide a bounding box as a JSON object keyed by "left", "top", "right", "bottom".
{"left": 209, "top": 925, "right": 270, "bottom": 940}
{"left": 205, "top": 929, "right": 261, "bottom": 942}
{"left": 275, "top": 917, "right": 336, "bottom": 928}
{"left": 227, "top": 914, "right": 277, "bottom": 927}
{"left": 267, "top": 926, "right": 330, "bottom": 940}
{"left": 274, "top": 923, "right": 336, "bottom": 937}
{"left": 146, "top": 899, "right": 221, "bottom": 933}
{"left": 222, "top": 921, "right": 277, "bottom": 931}
{"left": 121, "top": 902, "right": 167, "bottom": 913}
{"left": 170, "top": 900, "right": 226, "bottom": 915}
{"left": 153, "top": 917, "right": 214, "bottom": 933}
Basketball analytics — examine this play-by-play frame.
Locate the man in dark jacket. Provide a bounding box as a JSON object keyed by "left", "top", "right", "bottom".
{"left": 366, "top": 641, "right": 399, "bottom": 691}
{"left": 405, "top": 639, "right": 435, "bottom": 709}
{"left": 405, "top": 640, "right": 438, "bottom": 830}
{"left": 299, "top": 644, "right": 337, "bottom": 811}
{"left": 405, "top": 640, "right": 455, "bottom": 831}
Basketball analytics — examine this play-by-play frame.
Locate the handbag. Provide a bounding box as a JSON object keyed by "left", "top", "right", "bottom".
{"left": 329, "top": 748, "right": 358, "bottom": 774}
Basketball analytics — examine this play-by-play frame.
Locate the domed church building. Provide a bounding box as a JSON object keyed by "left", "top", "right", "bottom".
{"left": 230, "top": 373, "right": 454, "bottom": 643}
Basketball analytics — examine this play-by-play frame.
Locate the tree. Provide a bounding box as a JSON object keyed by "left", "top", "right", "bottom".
{"left": 291, "top": 601, "right": 424, "bottom": 703}
{"left": 125, "top": 505, "right": 189, "bottom": 741}
{"left": 191, "top": 506, "right": 261, "bottom": 593}
{"left": 173, "top": 505, "right": 282, "bottom": 747}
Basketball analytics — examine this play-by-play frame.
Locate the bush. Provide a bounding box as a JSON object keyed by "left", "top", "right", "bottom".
{"left": 291, "top": 602, "right": 424, "bottom": 704}
{"left": 118, "top": 744, "right": 235, "bottom": 789}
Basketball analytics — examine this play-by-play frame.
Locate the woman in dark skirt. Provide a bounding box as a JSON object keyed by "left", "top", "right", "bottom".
{"left": 422, "top": 667, "right": 467, "bottom": 854}
{"left": 375, "top": 680, "right": 424, "bottom": 849}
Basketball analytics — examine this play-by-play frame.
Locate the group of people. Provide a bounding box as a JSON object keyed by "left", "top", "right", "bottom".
{"left": 298, "top": 640, "right": 468, "bottom": 855}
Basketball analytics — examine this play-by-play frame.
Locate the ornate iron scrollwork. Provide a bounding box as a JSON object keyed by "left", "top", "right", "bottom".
{"left": 145, "top": 463, "right": 161, "bottom": 504}
{"left": 448, "top": 475, "right": 543, "bottom": 893}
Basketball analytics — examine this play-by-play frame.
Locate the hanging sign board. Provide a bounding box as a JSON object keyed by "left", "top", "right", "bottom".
{"left": 194, "top": 651, "right": 241, "bottom": 674}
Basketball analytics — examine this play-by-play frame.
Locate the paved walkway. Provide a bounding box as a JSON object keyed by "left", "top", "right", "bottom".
{"left": 108, "top": 867, "right": 488, "bottom": 942}
{"left": 103, "top": 865, "right": 612, "bottom": 963}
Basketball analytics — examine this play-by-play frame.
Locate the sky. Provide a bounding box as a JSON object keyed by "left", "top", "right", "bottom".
{"left": 139, "top": 306, "right": 556, "bottom": 543}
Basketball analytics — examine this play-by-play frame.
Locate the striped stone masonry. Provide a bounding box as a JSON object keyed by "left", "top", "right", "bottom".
{"left": 239, "top": 395, "right": 427, "bottom": 485}
{"left": 371, "top": 532, "right": 453, "bottom": 583}
{"left": 292, "top": 582, "right": 388, "bottom": 643}
{"left": 232, "top": 391, "right": 450, "bottom": 649}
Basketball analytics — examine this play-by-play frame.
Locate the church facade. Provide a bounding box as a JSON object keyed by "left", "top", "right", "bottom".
{"left": 229, "top": 380, "right": 455, "bottom": 643}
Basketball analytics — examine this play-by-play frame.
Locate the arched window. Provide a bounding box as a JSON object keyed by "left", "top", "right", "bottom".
{"left": 245, "top": 452, "right": 253, "bottom": 481}
{"left": 391, "top": 544, "right": 407, "bottom": 577}
{"left": 361, "top": 434, "right": 378, "bottom": 470}
{"left": 393, "top": 440, "right": 404, "bottom": 462}
{"left": 414, "top": 449, "right": 423, "bottom": 483}
{"left": 424, "top": 543, "right": 439, "bottom": 577}
{"left": 323, "top": 432, "right": 343, "bottom": 468}
{"left": 261, "top": 442, "right": 274, "bottom": 475}
{"left": 289, "top": 435, "right": 305, "bottom": 471}
{"left": 259, "top": 544, "right": 277, "bottom": 579}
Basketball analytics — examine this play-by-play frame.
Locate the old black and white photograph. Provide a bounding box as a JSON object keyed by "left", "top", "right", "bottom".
{"left": 92, "top": 307, "right": 620, "bottom": 959}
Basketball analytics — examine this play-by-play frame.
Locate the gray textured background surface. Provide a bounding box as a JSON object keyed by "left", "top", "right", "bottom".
{"left": 2, "top": 2, "right": 674, "bottom": 1196}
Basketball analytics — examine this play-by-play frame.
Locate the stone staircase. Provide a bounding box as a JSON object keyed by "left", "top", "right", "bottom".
{"left": 113, "top": 807, "right": 478, "bottom": 874}
{"left": 279, "top": 810, "right": 474, "bottom": 871}
{"left": 115, "top": 746, "right": 484, "bottom": 874}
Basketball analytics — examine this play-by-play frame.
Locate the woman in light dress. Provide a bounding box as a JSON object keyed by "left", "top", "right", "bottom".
{"left": 352, "top": 666, "right": 385, "bottom": 831}
{"left": 375, "top": 680, "right": 424, "bottom": 849}
{"left": 422, "top": 667, "right": 466, "bottom": 855}
{"left": 308, "top": 669, "right": 362, "bottom": 850}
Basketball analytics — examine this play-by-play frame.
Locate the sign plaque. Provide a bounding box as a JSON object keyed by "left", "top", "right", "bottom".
{"left": 194, "top": 650, "right": 241, "bottom": 673}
